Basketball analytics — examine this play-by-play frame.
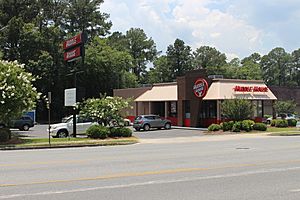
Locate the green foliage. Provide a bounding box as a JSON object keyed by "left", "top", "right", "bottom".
{"left": 79, "top": 95, "right": 132, "bottom": 126}
{"left": 0, "top": 60, "right": 40, "bottom": 124}
{"left": 193, "top": 46, "right": 227, "bottom": 69}
{"left": 270, "top": 119, "right": 277, "bottom": 127}
{"left": 86, "top": 125, "right": 109, "bottom": 139}
{"left": 261, "top": 47, "right": 291, "bottom": 86}
{"left": 0, "top": 128, "right": 11, "bottom": 143}
{"left": 252, "top": 123, "right": 267, "bottom": 131}
{"left": 232, "top": 122, "right": 241, "bottom": 132}
{"left": 221, "top": 121, "right": 234, "bottom": 132}
{"left": 241, "top": 120, "right": 255, "bottom": 132}
{"left": 275, "top": 119, "right": 288, "bottom": 128}
{"left": 221, "top": 99, "right": 254, "bottom": 121}
{"left": 274, "top": 100, "right": 296, "bottom": 115}
{"left": 166, "top": 39, "right": 193, "bottom": 80}
{"left": 109, "top": 127, "right": 132, "bottom": 137}
{"left": 208, "top": 124, "right": 221, "bottom": 131}
{"left": 287, "top": 119, "right": 297, "bottom": 127}
{"left": 125, "top": 28, "right": 158, "bottom": 81}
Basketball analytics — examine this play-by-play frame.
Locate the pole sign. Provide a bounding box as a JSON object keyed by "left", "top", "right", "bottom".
{"left": 193, "top": 78, "right": 208, "bottom": 98}
{"left": 63, "top": 33, "right": 83, "bottom": 50}
{"left": 64, "top": 88, "right": 76, "bottom": 107}
{"left": 64, "top": 46, "right": 81, "bottom": 62}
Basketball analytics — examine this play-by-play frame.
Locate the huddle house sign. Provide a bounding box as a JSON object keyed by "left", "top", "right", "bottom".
{"left": 193, "top": 78, "right": 208, "bottom": 98}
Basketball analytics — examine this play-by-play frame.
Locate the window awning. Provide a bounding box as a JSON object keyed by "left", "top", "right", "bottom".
{"left": 135, "top": 83, "right": 178, "bottom": 102}
{"left": 203, "top": 79, "right": 277, "bottom": 100}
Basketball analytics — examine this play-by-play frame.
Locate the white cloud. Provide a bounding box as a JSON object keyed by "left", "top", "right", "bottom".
{"left": 102, "top": 0, "right": 300, "bottom": 58}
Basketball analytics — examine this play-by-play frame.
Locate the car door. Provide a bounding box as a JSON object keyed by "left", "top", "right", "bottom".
{"left": 77, "top": 117, "right": 94, "bottom": 134}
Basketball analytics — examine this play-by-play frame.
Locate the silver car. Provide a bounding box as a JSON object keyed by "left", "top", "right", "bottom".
{"left": 133, "top": 115, "right": 171, "bottom": 131}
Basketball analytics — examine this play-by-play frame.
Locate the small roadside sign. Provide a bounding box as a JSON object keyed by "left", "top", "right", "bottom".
{"left": 65, "top": 88, "right": 76, "bottom": 107}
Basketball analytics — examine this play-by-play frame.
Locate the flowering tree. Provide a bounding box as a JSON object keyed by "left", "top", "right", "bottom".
{"left": 0, "top": 60, "right": 40, "bottom": 125}
{"left": 79, "top": 95, "right": 132, "bottom": 126}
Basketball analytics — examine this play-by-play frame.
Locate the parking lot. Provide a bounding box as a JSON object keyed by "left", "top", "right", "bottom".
{"left": 11, "top": 124, "right": 205, "bottom": 139}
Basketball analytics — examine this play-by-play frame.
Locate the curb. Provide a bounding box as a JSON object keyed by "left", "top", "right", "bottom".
{"left": 0, "top": 141, "right": 138, "bottom": 151}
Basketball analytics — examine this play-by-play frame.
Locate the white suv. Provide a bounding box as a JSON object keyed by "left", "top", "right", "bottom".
{"left": 49, "top": 116, "right": 97, "bottom": 138}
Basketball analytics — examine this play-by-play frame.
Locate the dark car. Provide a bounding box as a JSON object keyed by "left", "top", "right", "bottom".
{"left": 0, "top": 116, "right": 34, "bottom": 131}
{"left": 133, "top": 115, "right": 171, "bottom": 131}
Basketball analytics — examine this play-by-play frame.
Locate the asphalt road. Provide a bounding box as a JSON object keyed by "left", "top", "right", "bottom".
{"left": 1, "top": 134, "right": 300, "bottom": 199}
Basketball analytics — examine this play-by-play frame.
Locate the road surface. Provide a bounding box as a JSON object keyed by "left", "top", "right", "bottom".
{"left": 1, "top": 134, "right": 300, "bottom": 199}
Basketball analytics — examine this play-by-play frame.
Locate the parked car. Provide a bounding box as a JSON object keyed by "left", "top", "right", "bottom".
{"left": 133, "top": 115, "right": 171, "bottom": 131}
{"left": 0, "top": 115, "right": 34, "bottom": 131}
{"left": 266, "top": 113, "right": 297, "bottom": 124}
{"left": 49, "top": 116, "right": 97, "bottom": 138}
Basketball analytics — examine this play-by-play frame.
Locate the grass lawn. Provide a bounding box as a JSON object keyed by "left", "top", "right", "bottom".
{"left": 265, "top": 126, "right": 300, "bottom": 136}
{"left": 0, "top": 136, "right": 139, "bottom": 150}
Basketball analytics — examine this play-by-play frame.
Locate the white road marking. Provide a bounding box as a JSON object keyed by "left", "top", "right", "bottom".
{"left": 1, "top": 166, "right": 300, "bottom": 199}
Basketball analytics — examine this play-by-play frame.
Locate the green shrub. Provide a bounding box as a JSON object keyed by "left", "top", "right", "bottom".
{"left": 241, "top": 120, "right": 255, "bottom": 132}
{"left": 119, "top": 127, "right": 132, "bottom": 137}
{"left": 287, "top": 119, "right": 297, "bottom": 127}
{"left": 109, "top": 127, "right": 122, "bottom": 137}
{"left": 221, "top": 121, "right": 234, "bottom": 131}
{"left": 208, "top": 124, "right": 221, "bottom": 131}
{"left": 86, "top": 125, "right": 109, "bottom": 139}
{"left": 0, "top": 128, "right": 11, "bottom": 143}
{"left": 253, "top": 123, "right": 267, "bottom": 131}
{"left": 232, "top": 122, "right": 241, "bottom": 132}
{"left": 270, "top": 119, "right": 277, "bottom": 127}
{"left": 109, "top": 127, "right": 132, "bottom": 137}
{"left": 275, "top": 119, "right": 288, "bottom": 128}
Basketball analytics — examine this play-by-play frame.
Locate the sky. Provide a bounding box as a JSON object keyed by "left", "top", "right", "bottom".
{"left": 101, "top": 0, "right": 300, "bottom": 60}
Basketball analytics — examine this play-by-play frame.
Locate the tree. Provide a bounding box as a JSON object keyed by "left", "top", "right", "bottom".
{"left": 63, "top": 0, "right": 112, "bottom": 37}
{"left": 193, "top": 46, "right": 227, "bottom": 69}
{"left": 0, "top": 60, "right": 40, "bottom": 125}
{"left": 79, "top": 95, "right": 132, "bottom": 126}
{"left": 274, "top": 100, "right": 296, "bottom": 114}
{"left": 125, "top": 28, "right": 158, "bottom": 81}
{"left": 83, "top": 37, "right": 135, "bottom": 97}
{"left": 241, "top": 52, "right": 261, "bottom": 64}
{"left": 221, "top": 99, "right": 254, "bottom": 121}
{"left": 261, "top": 47, "right": 291, "bottom": 86}
{"left": 166, "top": 39, "right": 193, "bottom": 80}
{"left": 290, "top": 49, "right": 300, "bottom": 86}
{"left": 146, "top": 55, "right": 172, "bottom": 84}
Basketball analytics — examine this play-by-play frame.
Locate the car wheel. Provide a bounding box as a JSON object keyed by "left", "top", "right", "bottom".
{"left": 134, "top": 128, "right": 140, "bottom": 131}
{"left": 143, "top": 124, "right": 150, "bottom": 131}
{"left": 124, "top": 121, "right": 130, "bottom": 126}
{"left": 57, "top": 130, "right": 68, "bottom": 138}
{"left": 164, "top": 123, "right": 171, "bottom": 129}
{"left": 20, "top": 124, "right": 30, "bottom": 131}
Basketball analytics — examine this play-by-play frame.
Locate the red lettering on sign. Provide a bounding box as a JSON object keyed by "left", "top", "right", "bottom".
{"left": 233, "top": 86, "right": 268, "bottom": 92}
{"left": 63, "top": 33, "right": 82, "bottom": 50}
{"left": 64, "top": 46, "right": 81, "bottom": 61}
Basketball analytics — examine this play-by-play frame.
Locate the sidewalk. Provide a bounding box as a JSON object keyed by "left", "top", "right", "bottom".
{"left": 172, "top": 126, "right": 208, "bottom": 131}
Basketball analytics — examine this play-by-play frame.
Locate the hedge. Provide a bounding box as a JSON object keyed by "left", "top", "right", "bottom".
{"left": 253, "top": 123, "right": 267, "bottom": 131}
{"left": 208, "top": 124, "right": 221, "bottom": 131}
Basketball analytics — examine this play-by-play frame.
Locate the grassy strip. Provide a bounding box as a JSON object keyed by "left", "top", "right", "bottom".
{"left": 0, "top": 137, "right": 138, "bottom": 149}
{"left": 266, "top": 127, "right": 299, "bottom": 132}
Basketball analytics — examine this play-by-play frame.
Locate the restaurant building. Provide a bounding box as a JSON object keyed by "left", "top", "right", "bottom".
{"left": 114, "top": 69, "right": 281, "bottom": 127}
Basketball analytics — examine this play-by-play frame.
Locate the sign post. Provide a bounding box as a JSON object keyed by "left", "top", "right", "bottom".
{"left": 63, "top": 32, "right": 87, "bottom": 138}
{"left": 48, "top": 92, "right": 51, "bottom": 146}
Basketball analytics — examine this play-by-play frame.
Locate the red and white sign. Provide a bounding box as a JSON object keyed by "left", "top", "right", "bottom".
{"left": 64, "top": 46, "right": 81, "bottom": 61}
{"left": 193, "top": 78, "right": 208, "bottom": 98}
{"left": 63, "top": 33, "right": 82, "bottom": 50}
{"left": 233, "top": 86, "right": 268, "bottom": 93}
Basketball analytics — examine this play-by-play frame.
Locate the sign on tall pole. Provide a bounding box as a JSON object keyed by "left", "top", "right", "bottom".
{"left": 63, "top": 32, "right": 86, "bottom": 138}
